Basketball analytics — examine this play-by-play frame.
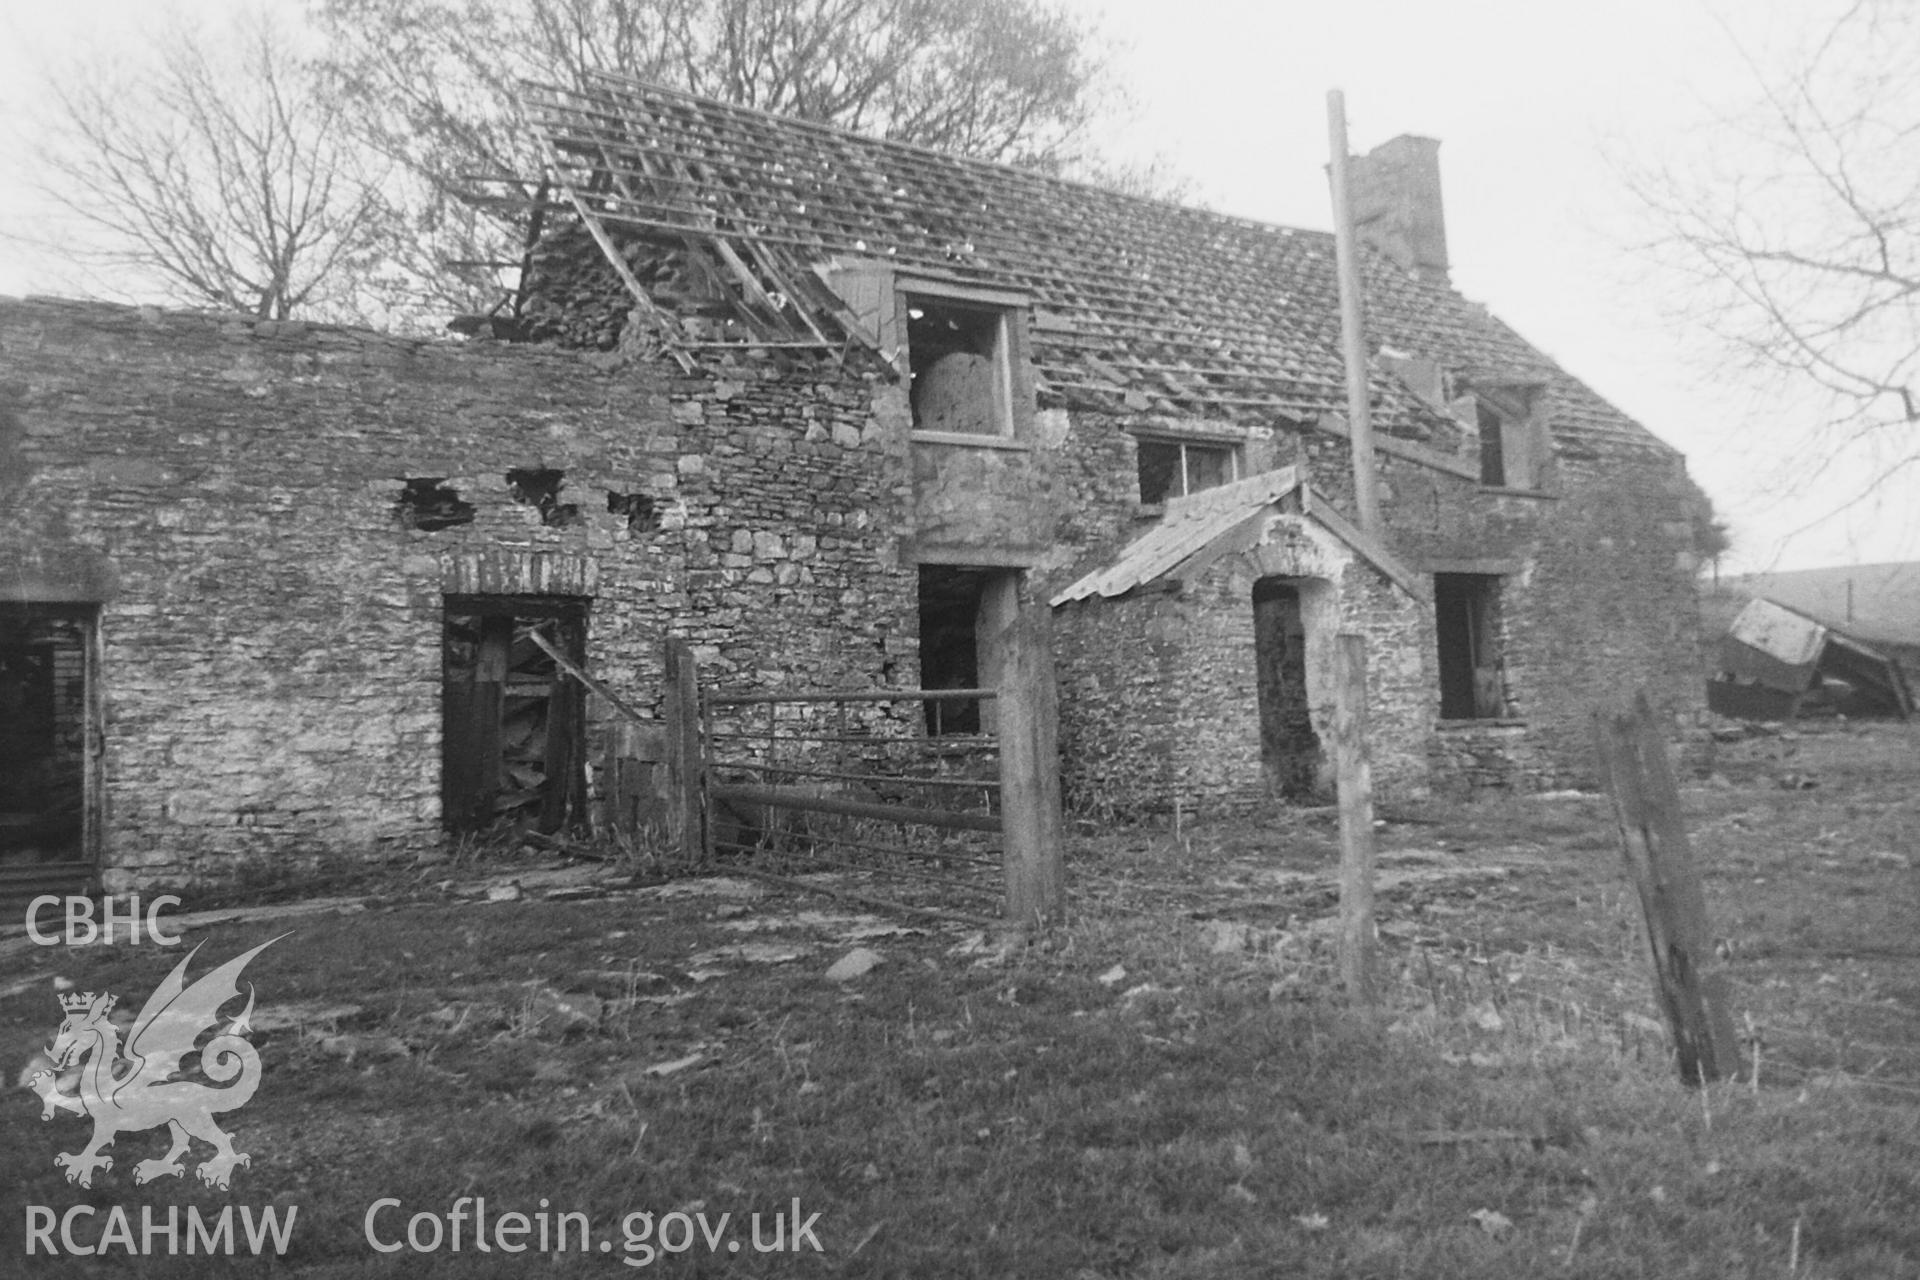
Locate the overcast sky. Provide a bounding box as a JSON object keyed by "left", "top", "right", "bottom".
{"left": 1, "top": 0, "right": 1908, "bottom": 574}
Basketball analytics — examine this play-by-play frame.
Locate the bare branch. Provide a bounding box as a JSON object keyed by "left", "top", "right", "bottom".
{"left": 1626, "top": 1, "right": 1920, "bottom": 467}
{"left": 21, "top": 8, "right": 390, "bottom": 323}
{"left": 307, "top": 0, "right": 1134, "bottom": 324}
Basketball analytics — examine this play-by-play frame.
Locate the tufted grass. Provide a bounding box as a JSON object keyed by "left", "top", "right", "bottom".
{"left": 0, "top": 721, "right": 1915, "bottom": 1276}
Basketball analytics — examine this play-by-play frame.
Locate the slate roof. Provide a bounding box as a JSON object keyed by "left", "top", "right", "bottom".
{"left": 522, "top": 74, "right": 1673, "bottom": 456}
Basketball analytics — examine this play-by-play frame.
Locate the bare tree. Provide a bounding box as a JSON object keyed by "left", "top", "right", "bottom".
{"left": 1627, "top": 1, "right": 1920, "bottom": 513}
{"left": 309, "top": 0, "right": 1121, "bottom": 319}
{"left": 21, "top": 11, "right": 392, "bottom": 322}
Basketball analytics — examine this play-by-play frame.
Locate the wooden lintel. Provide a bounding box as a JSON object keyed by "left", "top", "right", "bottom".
{"left": 1424, "top": 557, "right": 1524, "bottom": 577}
{"left": 891, "top": 272, "right": 1032, "bottom": 310}
{"left": 1316, "top": 412, "right": 1481, "bottom": 483}
{"left": 901, "top": 541, "right": 1042, "bottom": 569}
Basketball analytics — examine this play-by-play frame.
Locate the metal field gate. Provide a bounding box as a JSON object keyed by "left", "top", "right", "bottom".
{"left": 703, "top": 687, "right": 1006, "bottom": 921}
{"left": 667, "top": 612, "right": 1065, "bottom": 928}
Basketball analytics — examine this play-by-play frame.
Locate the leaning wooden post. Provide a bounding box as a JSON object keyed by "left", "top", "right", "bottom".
{"left": 1332, "top": 633, "right": 1377, "bottom": 1005}
{"left": 997, "top": 606, "right": 1066, "bottom": 931}
{"left": 662, "top": 638, "right": 705, "bottom": 866}
{"left": 1593, "top": 692, "right": 1740, "bottom": 1084}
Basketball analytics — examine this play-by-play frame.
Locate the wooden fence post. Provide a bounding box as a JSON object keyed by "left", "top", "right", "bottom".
{"left": 662, "top": 638, "right": 704, "bottom": 866}
{"left": 1594, "top": 691, "right": 1740, "bottom": 1084}
{"left": 1332, "top": 633, "right": 1377, "bottom": 1005}
{"left": 997, "top": 606, "right": 1066, "bottom": 931}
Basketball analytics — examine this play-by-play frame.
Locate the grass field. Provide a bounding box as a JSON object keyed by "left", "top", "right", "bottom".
{"left": 2, "top": 721, "right": 1916, "bottom": 1276}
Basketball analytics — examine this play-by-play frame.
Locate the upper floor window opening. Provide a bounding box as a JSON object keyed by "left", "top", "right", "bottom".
{"left": 907, "top": 297, "right": 1016, "bottom": 438}
{"left": 1477, "top": 401, "right": 1508, "bottom": 487}
{"left": 1471, "top": 385, "right": 1544, "bottom": 490}
{"left": 1136, "top": 438, "right": 1241, "bottom": 505}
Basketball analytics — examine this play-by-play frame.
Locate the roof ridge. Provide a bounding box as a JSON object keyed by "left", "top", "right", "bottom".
{"left": 517, "top": 74, "right": 1680, "bottom": 453}
{"left": 531, "top": 70, "right": 1343, "bottom": 247}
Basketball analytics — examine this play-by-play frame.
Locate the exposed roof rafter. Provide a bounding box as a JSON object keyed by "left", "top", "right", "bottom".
{"left": 517, "top": 73, "right": 1676, "bottom": 451}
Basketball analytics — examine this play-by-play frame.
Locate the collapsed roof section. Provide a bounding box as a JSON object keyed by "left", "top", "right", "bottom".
{"left": 1710, "top": 597, "right": 1913, "bottom": 721}
{"left": 511, "top": 74, "right": 1673, "bottom": 455}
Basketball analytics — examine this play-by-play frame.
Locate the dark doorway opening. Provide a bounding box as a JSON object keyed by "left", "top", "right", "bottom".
{"left": 1434, "top": 573, "right": 1505, "bottom": 719}
{"left": 916, "top": 566, "right": 1019, "bottom": 735}
{"left": 0, "top": 604, "right": 93, "bottom": 872}
{"left": 442, "top": 596, "right": 589, "bottom": 834}
{"left": 1252, "top": 579, "right": 1325, "bottom": 799}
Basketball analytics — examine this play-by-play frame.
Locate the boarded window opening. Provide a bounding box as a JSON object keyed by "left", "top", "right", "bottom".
{"left": 1137, "top": 438, "right": 1240, "bottom": 505}
{"left": 442, "top": 596, "right": 589, "bottom": 834}
{"left": 0, "top": 604, "right": 92, "bottom": 872}
{"left": 908, "top": 299, "right": 1011, "bottom": 436}
{"left": 607, "top": 491, "right": 660, "bottom": 532}
{"left": 1435, "top": 573, "right": 1507, "bottom": 719}
{"left": 506, "top": 468, "right": 581, "bottom": 527}
{"left": 397, "top": 479, "right": 476, "bottom": 531}
{"left": 1252, "top": 579, "right": 1325, "bottom": 799}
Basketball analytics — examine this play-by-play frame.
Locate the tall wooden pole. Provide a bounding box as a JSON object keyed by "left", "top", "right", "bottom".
{"left": 1332, "top": 633, "right": 1377, "bottom": 1004}
{"left": 1327, "top": 89, "right": 1383, "bottom": 536}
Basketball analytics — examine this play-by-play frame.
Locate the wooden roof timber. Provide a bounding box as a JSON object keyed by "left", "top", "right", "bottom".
{"left": 517, "top": 73, "right": 1678, "bottom": 454}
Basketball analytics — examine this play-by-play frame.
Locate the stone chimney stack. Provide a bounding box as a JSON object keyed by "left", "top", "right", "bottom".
{"left": 1345, "top": 135, "right": 1449, "bottom": 284}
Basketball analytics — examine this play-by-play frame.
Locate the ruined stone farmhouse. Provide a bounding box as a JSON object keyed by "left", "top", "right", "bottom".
{"left": 0, "top": 77, "right": 1708, "bottom": 898}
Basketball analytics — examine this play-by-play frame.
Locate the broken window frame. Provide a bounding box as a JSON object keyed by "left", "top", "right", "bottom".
{"left": 893, "top": 277, "right": 1034, "bottom": 446}
{"left": 1132, "top": 433, "right": 1243, "bottom": 507}
{"left": 1467, "top": 384, "right": 1546, "bottom": 492}
{"left": 1434, "top": 572, "right": 1510, "bottom": 720}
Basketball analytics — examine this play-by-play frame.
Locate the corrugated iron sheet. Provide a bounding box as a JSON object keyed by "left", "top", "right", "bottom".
{"left": 1714, "top": 596, "right": 1912, "bottom": 719}
{"left": 1729, "top": 598, "right": 1826, "bottom": 667}
{"left": 1050, "top": 468, "right": 1298, "bottom": 605}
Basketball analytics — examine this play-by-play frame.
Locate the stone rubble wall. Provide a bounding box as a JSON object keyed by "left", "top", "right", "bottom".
{"left": 1041, "top": 407, "right": 1706, "bottom": 810}
{"left": 0, "top": 298, "right": 914, "bottom": 888}
{"left": 0, "top": 290, "right": 1710, "bottom": 882}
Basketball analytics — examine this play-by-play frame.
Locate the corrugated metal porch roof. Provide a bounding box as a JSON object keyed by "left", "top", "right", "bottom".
{"left": 1050, "top": 468, "right": 1301, "bottom": 605}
